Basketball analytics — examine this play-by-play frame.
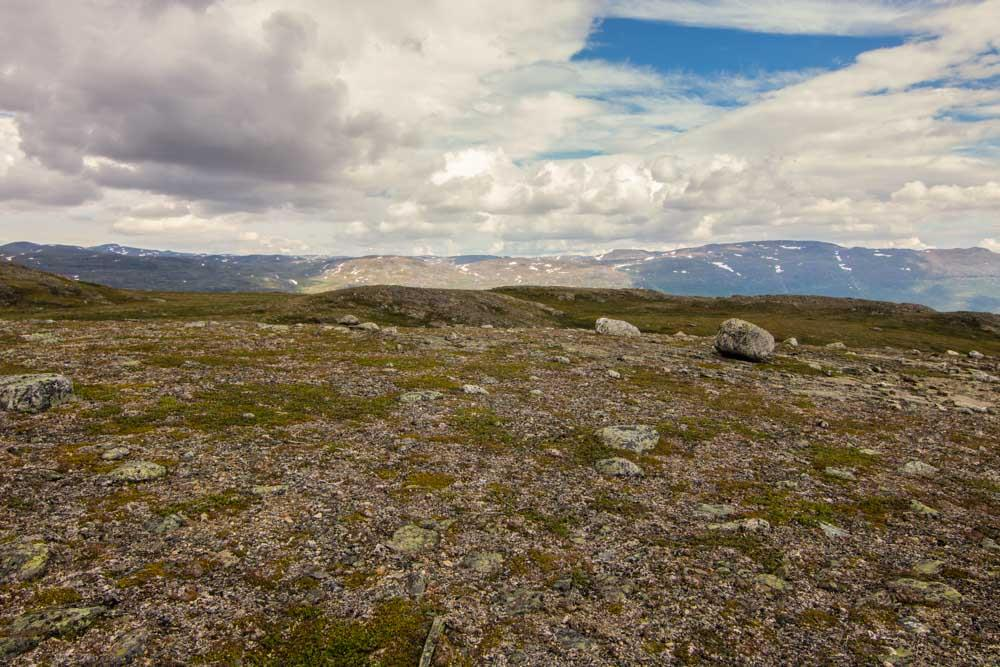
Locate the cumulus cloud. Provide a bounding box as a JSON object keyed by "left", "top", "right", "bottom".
{"left": 0, "top": 0, "right": 998, "bottom": 255}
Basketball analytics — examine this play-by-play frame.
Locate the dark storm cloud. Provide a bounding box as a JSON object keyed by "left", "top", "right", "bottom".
{"left": 0, "top": 2, "right": 402, "bottom": 206}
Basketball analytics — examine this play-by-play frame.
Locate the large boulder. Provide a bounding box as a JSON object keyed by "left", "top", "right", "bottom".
{"left": 714, "top": 319, "right": 775, "bottom": 362}
{"left": 0, "top": 374, "right": 74, "bottom": 413}
{"left": 595, "top": 318, "right": 640, "bottom": 337}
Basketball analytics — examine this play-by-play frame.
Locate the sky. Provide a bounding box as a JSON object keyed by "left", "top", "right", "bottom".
{"left": 0, "top": 0, "right": 998, "bottom": 256}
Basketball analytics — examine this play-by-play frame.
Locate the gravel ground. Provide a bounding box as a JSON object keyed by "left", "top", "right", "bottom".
{"left": 1, "top": 317, "right": 997, "bottom": 665}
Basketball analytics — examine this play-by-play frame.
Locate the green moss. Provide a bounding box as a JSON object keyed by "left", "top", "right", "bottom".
{"left": 28, "top": 587, "right": 83, "bottom": 608}
{"left": 588, "top": 491, "right": 648, "bottom": 517}
{"left": 518, "top": 508, "right": 577, "bottom": 539}
{"left": 797, "top": 609, "right": 839, "bottom": 629}
{"left": 681, "top": 532, "right": 784, "bottom": 574}
{"left": 394, "top": 374, "right": 462, "bottom": 391}
{"left": 117, "top": 561, "right": 170, "bottom": 588}
{"left": 76, "top": 384, "right": 120, "bottom": 402}
{"left": 202, "top": 599, "right": 433, "bottom": 666}
{"left": 400, "top": 471, "right": 456, "bottom": 491}
{"left": 88, "top": 383, "right": 394, "bottom": 435}
{"left": 448, "top": 408, "right": 512, "bottom": 452}
{"left": 354, "top": 356, "right": 441, "bottom": 372}
{"left": 156, "top": 488, "right": 257, "bottom": 519}
{"left": 808, "top": 444, "right": 877, "bottom": 473}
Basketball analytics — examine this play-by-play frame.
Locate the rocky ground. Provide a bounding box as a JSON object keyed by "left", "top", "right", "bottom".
{"left": 0, "top": 314, "right": 997, "bottom": 665}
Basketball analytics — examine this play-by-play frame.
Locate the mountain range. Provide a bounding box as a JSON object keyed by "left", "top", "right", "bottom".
{"left": 3, "top": 240, "right": 999, "bottom": 313}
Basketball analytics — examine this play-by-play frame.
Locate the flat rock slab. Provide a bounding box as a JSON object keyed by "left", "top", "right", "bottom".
{"left": 889, "top": 578, "right": 962, "bottom": 604}
{"left": 597, "top": 424, "right": 660, "bottom": 453}
{"left": 388, "top": 525, "right": 439, "bottom": 553}
{"left": 109, "top": 461, "right": 167, "bottom": 483}
{"left": 0, "top": 374, "right": 73, "bottom": 413}
{"left": 399, "top": 391, "right": 444, "bottom": 404}
{"left": 1, "top": 606, "right": 106, "bottom": 658}
{"left": 594, "top": 457, "right": 644, "bottom": 477}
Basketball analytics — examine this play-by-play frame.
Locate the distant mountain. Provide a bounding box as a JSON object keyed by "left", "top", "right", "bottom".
{"left": 2, "top": 240, "right": 998, "bottom": 313}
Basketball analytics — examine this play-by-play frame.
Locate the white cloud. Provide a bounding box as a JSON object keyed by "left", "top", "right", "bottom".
{"left": 604, "top": 0, "right": 970, "bottom": 36}
{"left": 0, "top": 0, "right": 998, "bottom": 255}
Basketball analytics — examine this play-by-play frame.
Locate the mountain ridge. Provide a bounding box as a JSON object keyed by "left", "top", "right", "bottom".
{"left": 3, "top": 240, "right": 998, "bottom": 313}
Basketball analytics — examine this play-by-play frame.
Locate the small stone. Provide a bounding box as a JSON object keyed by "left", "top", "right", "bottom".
{"left": 594, "top": 457, "right": 644, "bottom": 477}
{"left": 216, "top": 550, "right": 239, "bottom": 567}
{"left": 826, "top": 342, "right": 847, "bottom": 350}
{"left": 462, "top": 384, "right": 489, "bottom": 395}
{"left": 104, "top": 630, "right": 147, "bottom": 666}
{"left": 499, "top": 587, "right": 544, "bottom": 616}
{"left": 909, "top": 500, "right": 939, "bottom": 517}
{"left": 595, "top": 317, "right": 640, "bottom": 337}
{"left": 550, "top": 355, "right": 571, "bottom": 364}
{"left": 355, "top": 322, "right": 380, "bottom": 332}
{"left": 463, "top": 551, "right": 504, "bottom": 574}
{"left": 1, "top": 540, "right": 50, "bottom": 582}
{"left": 889, "top": 578, "right": 961, "bottom": 604}
{"left": 824, "top": 466, "right": 857, "bottom": 481}
{"left": 912, "top": 560, "right": 944, "bottom": 576}
{"left": 529, "top": 389, "right": 543, "bottom": 396}
{"left": 149, "top": 514, "right": 185, "bottom": 534}
{"left": 945, "top": 350, "right": 960, "bottom": 357}
{"left": 606, "top": 369, "right": 621, "bottom": 379}
{"left": 754, "top": 573, "right": 787, "bottom": 591}
{"left": 0, "top": 374, "right": 74, "bottom": 413}
{"left": 336, "top": 315, "right": 360, "bottom": 326}
{"left": 968, "top": 350, "right": 984, "bottom": 359}
{"left": 709, "top": 518, "right": 771, "bottom": 532}
{"left": 900, "top": 617, "right": 931, "bottom": 634}
{"left": 399, "top": 390, "right": 444, "bottom": 403}
{"left": 388, "top": 525, "right": 439, "bottom": 554}
{"left": 101, "top": 447, "right": 130, "bottom": 461}
{"left": 900, "top": 460, "right": 938, "bottom": 478}
{"left": 784, "top": 337, "right": 799, "bottom": 347}
{"left": 597, "top": 424, "right": 660, "bottom": 453}
{"left": 693, "top": 503, "right": 739, "bottom": 520}
{"left": 251, "top": 484, "right": 287, "bottom": 497}
{"left": 819, "top": 522, "right": 849, "bottom": 539}
{"left": 109, "top": 461, "right": 166, "bottom": 483}
{"left": 883, "top": 647, "right": 914, "bottom": 665}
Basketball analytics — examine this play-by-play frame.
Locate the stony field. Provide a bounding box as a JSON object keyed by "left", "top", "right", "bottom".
{"left": 1, "top": 314, "right": 998, "bottom": 665}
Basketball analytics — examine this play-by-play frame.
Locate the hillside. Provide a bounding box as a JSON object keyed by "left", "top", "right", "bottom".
{"left": 0, "top": 262, "right": 134, "bottom": 309}
{"left": 4, "top": 240, "right": 999, "bottom": 313}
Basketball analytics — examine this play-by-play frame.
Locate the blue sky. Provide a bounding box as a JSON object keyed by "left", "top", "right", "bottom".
{"left": 574, "top": 18, "right": 907, "bottom": 77}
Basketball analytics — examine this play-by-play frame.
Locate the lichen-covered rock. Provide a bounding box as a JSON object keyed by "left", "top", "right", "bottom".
{"left": 714, "top": 319, "right": 775, "bottom": 362}
{"left": 595, "top": 318, "right": 640, "bottom": 337}
{"left": 0, "top": 606, "right": 106, "bottom": 658}
{"left": 0, "top": 374, "right": 73, "bottom": 413}
{"left": 463, "top": 551, "right": 505, "bottom": 574}
{"left": 109, "top": 461, "right": 166, "bottom": 482}
{"left": 0, "top": 540, "right": 50, "bottom": 582}
{"left": 594, "top": 457, "right": 644, "bottom": 477}
{"left": 900, "top": 460, "right": 938, "bottom": 478}
{"left": 889, "top": 578, "right": 962, "bottom": 604}
{"left": 709, "top": 518, "right": 771, "bottom": 532}
{"left": 399, "top": 390, "right": 444, "bottom": 403}
{"left": 597, "top": 424, "right": 659, "bottom": 453}
{"left": 387, "top": 524, "right": 439, "bottom": 554}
